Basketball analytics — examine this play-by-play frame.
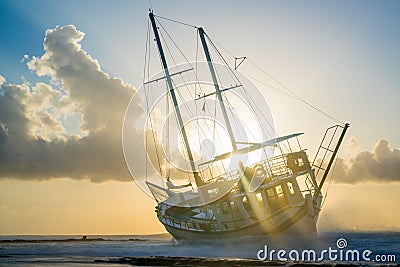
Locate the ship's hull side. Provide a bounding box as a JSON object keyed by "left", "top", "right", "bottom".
{"left": 161, "top": 204, "right": 318, "bottom": 240}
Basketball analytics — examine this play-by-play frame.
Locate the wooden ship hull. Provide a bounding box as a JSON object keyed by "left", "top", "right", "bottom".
{"left": 163, "top": 201, "right": 319, "bottom": 240}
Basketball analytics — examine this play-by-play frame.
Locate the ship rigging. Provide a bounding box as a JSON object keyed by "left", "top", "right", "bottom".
{"left": 125, "top": 11, "right": 350, "bottom": 240}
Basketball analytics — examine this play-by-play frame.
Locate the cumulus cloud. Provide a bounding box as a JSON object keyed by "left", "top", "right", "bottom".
{"left": 4, "top": 82, "right": 70, "bottom": 140}
{"left": 0, "top": 25, "right": 143, "bottom": 182}
{"left": 347, "top": 136, "right": 359, "bottom": 150}
{"left": 333, "top": 139, "right": 400, "bottom": 184}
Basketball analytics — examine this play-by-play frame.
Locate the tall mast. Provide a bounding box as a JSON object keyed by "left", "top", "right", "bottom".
{"left": 198, "top": 28, "right": 238, "bottom": 151}
{"left": 149, "top": 12, "right": 204, "bottom": 186}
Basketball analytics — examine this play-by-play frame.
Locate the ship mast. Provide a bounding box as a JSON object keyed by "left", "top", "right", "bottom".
{"left": 198, "top": 28, "right": 238, "bottom": 151}
{"left": 149, "top": 12, "right": 204, "bottom": 186}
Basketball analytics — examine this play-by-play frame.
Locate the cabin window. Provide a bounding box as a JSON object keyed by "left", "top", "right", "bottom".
{"left": 267, "top": 188, "right": 275, "bottom": 198}
{"left": 267, "top": 187, "right": 278, "bottom": 212}
{"left": 287, "top": 182, "right": 295, "bottom": 195}
{"left": 230, "top": 201, "right": 237, "bottom": 211}
{"left": 204, "top": 208, "right": 213, "bottom": 220}
{"left": 275, "top": 184, "right": 289, "bottom": 207}
{"left": 267, "top": 184, "right": 289, "bottom": 212}
{"left": 215, "top": 204, "right": 221, "bottom": 215}
{"left": 275, "top": 185, "right": 283, "bottom": 196}
{"left": 242, "top": 196, "right": 250, "bottom": 211}
{"left": 221, "top": 202, "right": 230, "bottom": 214}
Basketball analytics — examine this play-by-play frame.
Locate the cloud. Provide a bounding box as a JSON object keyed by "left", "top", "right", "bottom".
{"left": 347, "top": 136, "right": 359, "bottom": 150}
{"left": 0, "top": 75, "right": 5, "bottom": 87}
{"left": 20, "top": 54, "right": 29, "bottom": 63}
{"left": 5, "top": 82, "right": 69, "bottom": 141}
{"left": 333, "top": 139, "right": 400, "bottom": 184}
{"left": 0, "top": 25, "right": 144, "bottom": 182}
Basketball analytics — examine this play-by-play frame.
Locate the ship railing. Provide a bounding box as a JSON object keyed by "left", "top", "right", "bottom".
{"left": 206, "top": 152, "right": 295, "bottom": 185}
{"left": 312, "top": 124, "right": 344, "bottom": 185}
{"left": 157, "top": 200, "right": 296, "bottom": 232}
{"left": 205, "top": 149, "right": 318, "bottom": 199}
{"left": 158, "top": 212, "right": 247, "bottom": 232}
{"left": 148, "top": 149, "right": 314, "bottom": 204}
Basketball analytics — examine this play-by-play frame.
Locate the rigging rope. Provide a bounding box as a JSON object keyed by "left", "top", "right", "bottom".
{"left": 153, "top": 26, "right": 274, "bottom": 160}
{"left": 146, "top": 14, "right": 346, "bottom": 187}
{"left": 248, "top": 59, "right": 343, "bottom": 125}
{"left": 143, "top": 20, "right": 163, "bottom": 181}
{"left": 143, "top": 21, "right": 150, "bottom": 182}
{"left": 154, "top": 14, "right": 199, "bottom": 29}
{"left": 206, "top": 34, "right": 280, "bottom": 143}
{"left": 157, "top": 19, "right": 230, "bottom": 165}
{"left": 150, "top": 13, "right": 344, "bottom": 125}
{"left": 158, "top": 27, "right": 221, "bottom": 184}
{"left": 211, "top": 37, "right": 344, "bottom": 125}
{"left": 157, "top": 14, "right": 266, "bottom": 146}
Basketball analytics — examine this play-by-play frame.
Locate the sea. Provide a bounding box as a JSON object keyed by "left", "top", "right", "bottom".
{"left": 0, "top": 232, "right": 399, "bottom": 266}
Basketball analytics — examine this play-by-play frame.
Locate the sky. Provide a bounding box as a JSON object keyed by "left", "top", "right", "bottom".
{"left": 0, "top": 0, "right": 400, "bottom": 235}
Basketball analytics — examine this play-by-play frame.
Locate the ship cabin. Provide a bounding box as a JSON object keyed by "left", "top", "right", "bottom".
{"left": 149, "top": 138, "right": 320, "bottom": 234}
